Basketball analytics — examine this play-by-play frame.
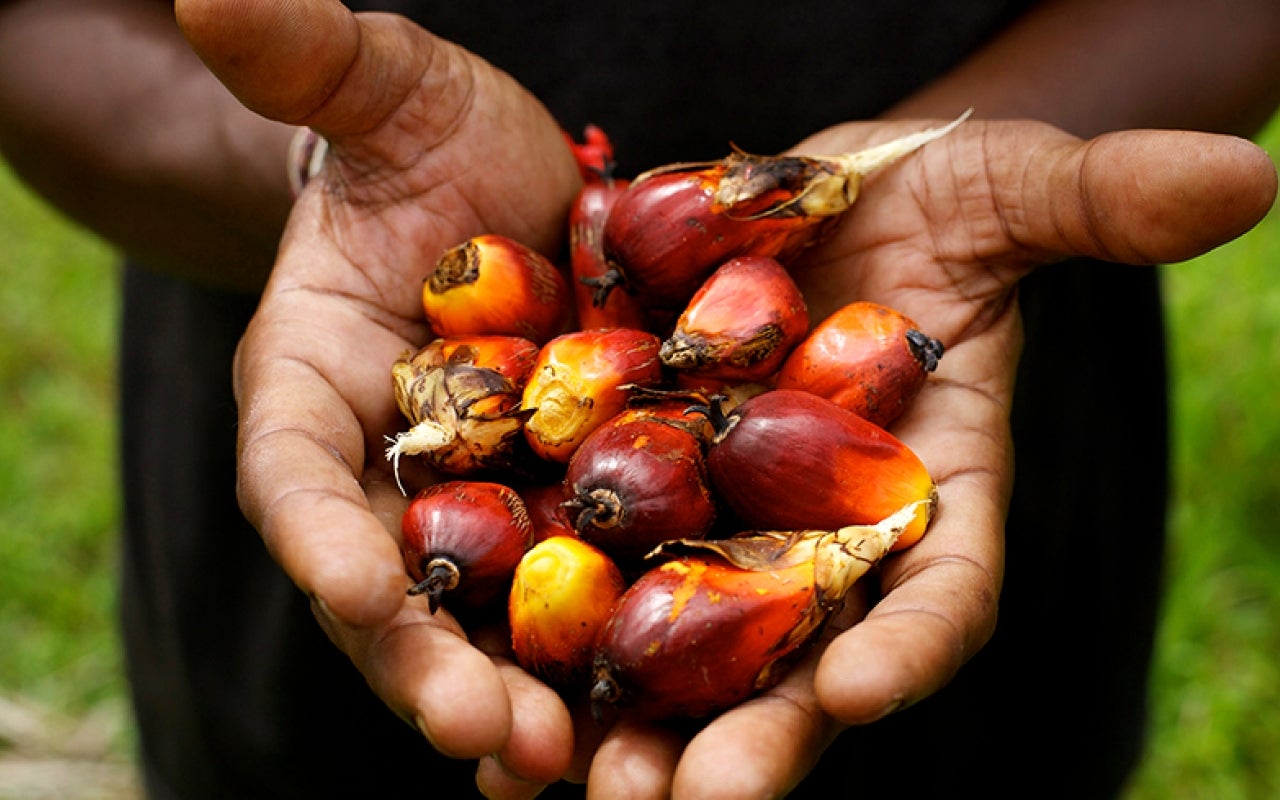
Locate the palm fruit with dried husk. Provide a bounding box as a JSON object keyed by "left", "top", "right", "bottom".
{"left": 590, "top": 499, "right": 931, "bottom": 721}
{"left": 386, "top": 336, "right": 539, "bottom": 490}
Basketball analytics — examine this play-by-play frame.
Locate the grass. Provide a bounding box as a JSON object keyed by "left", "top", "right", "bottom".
{"left": 1123, "top": 115, "right": 1280, "bottom": 799}
{"left": 0, "top": 116, "right": 1277, "bottom": 795}
{"left": 0, "top": 159, "right": 124, "bottom": 726}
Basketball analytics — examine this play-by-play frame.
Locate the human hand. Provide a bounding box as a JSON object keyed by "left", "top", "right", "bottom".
{"left": 176, "top": 0, "right": 586, "bottom": 794}
{"left": 578, "top": 121, "right": 1277, "bottom": 797}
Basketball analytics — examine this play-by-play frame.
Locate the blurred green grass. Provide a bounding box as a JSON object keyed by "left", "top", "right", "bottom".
{"left": 0, "top": 115, "right": 1278, "bottom": 795}
{"left": 1124, "top": 115, "right": 1280, "bottom": 800}
{"left": 0, "top": 158, "right": 123, "bottom": 724}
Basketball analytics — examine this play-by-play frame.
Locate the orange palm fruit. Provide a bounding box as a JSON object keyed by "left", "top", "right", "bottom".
{"left": 509, "top": 535, "right": 627, "bottom": 690}
{"left": 700, "top": 389, "right": 936, "bottom": 550}
{"left": 422, "top": 234, "right": 570, "bottom": 345}
{"left": 659, "top": 255, "right": 809, "bottom": 383}
{"left": 774, "top": 301, "right": 943, "bottom": 428}
{"left": 601, "top": 112, "right": 970, "bottom": 309}
{"left": 521, "top": 328, "right": 664, "bottom": 463}
{"left": 386, "top": 336, "right": 539, "bottom": 488}
{"left": 400, "top": 481, "right": 534, "bottom": 616}
{"left": 590, "top": 500, "right": 929, "bottom": 720}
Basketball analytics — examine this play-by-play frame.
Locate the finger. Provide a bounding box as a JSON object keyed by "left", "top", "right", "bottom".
{"left": 234, "top": 299, "right": 412, "bottom": 627}
{"left": 813, "top": 314, "right": 1014, "bottom": 722}
{"left": 179, "top": 0, "right": 581, "bottom": 260}
{"left": 475, "top": 757, "right": 545, "bottom": 800}
{"left": 667, "top": 661, "right": 844, "bottom": 799}
{"left": 278, "top": 473, "right": 517, "bottom": 761}
{"left": 175, "top": 0, "right": 356, "bottom": 124}
{"left": 473, "top": 659, "right": 575, "bottom": 794}
{"left": 320, "top": 602, "right": 515, "bottom": 759}
{"left": 585, "top": 719, "right": 687, "bottom": 800}
{"left": 991, "top": 124, "right": 1277, "bottom": 265}
{"left": 813, "top": 472, "right": 1004, "bottom": 723}
{"left": 175, "top": 0, "right": 479, "bottom": 147}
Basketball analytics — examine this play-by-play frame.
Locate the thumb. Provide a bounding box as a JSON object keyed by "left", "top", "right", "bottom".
{"left": 175, "top": 0, "right": 581, "bottom": 256}
{"left": 1001, "top": 123, "right": 1277, "bottom": 265}
{"left": 175, "top": 0, "right": 359, "bottom": 127}
{"left": 174, "top": 0, "right": 461, "bottom": 142}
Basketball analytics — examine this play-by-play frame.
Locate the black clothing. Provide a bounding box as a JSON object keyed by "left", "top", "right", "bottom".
{"left": 120, "top": 3, "right": 1166, "bottom": 797}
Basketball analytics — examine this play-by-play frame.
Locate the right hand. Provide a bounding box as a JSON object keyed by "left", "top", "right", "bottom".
{"left": 177, "top": 0, "right": 585, "bottom": 794}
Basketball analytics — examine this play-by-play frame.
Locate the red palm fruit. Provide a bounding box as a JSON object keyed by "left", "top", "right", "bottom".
{"left": 562, "top": 408, "right": 717, "bottom": 567}
{"left": 563, "top": 123, "right": 616, "bottom": 182}
{"left": 422, "top": 234, "right": 570, "bottom": 345}
{"left": 590, "top": 500, "right": 928, "bottom": 720}
{"left": 569, "top": 176, "right": 651, "bottom": 331}
{"left": 601, "top": 112, "right": 970, "bottom": 309}
{"left": 521, "top": 328, "right": 664, "bottom": 463}
{"left": 509, "top": 535, "right": 627, "bottom": 690}
{"left": 400, "top": 481, "right": 534, "bottom": 615}
{"left": 659, "top": 256, "right": 809, "bottom": 382}
{"left": 699, "top": 389, "right": 936, "bottom": 550}
{"left": 519, "top": 482, "right": 579, "bottom": 543}
{"left": 386, "top": 336, "right": 540, "bottom": 488}
{"left": 775, "top": 301, "right": 944, "bottom": 428}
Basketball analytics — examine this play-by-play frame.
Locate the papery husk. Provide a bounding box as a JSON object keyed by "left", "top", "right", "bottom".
{"left": 386, "top": 358, "right": 532, "bottom": 491}
{"left": 650, "top": 497, "right": 934, "bottom": 609}
{"left": 710, "top": 109, "right": 972, "bottom": 219}
{"left": 590, "top": 498, "right": 935, "bottom": 720}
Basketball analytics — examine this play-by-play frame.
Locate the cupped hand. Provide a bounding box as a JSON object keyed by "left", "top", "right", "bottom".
{"left": 581, "top": 121, "right": 1277, "bottom": 798}
{"left": 176, "top": 0, "right": 584, "bottom": 793}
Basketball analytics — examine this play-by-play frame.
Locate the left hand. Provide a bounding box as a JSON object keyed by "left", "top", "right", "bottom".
{"left": 575, "top": 119, "right": 1277, "bottom": 798}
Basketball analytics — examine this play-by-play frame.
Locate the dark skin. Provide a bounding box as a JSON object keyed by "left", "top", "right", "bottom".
{"left": 2, "top": 0, "right": 1277, "bottom": 797}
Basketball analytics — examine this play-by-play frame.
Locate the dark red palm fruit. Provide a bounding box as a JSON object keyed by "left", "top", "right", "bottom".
{"left": 521, "top": 327, "right": 664, "bottom": 464}
{"left": 659, "top": 256, "right": 809, "bottom": 383}
{"left": 422, "top": 234, "right": 571, "bottom": 345}
{"left": 589, "top": 501, "right": 925, "bottom": 721}
{"left": 569, "top": 175, "right": 651, "bottom": 331}
{"left": 400, "top": 481, "right": 535, "bottom": 614}
{"left": 518, "top": 482, "right": 579, "bottom": 543}
{"left": 562, "top": 408, "right": 717, "bottom": 568}
{"left": 600, "top": 113, "right": 970, "bottom": 311}
{"left": 509, "top": 535, "right": 627, "bottom": 690}
{"left": 599, "top": 163, "right": 831, "bottom": 311}
{"left": 699, "top": 389, "right": 936, "bottom": 550}
{"left": 774, "top": 300, "right": 943, "bottom": 428}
